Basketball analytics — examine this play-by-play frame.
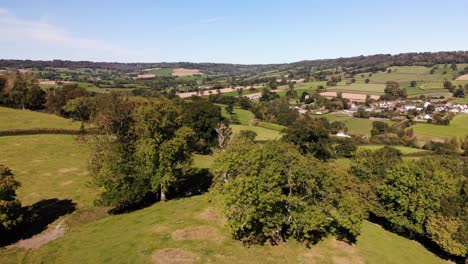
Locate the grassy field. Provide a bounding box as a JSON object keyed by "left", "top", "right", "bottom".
{"left": 412, "top": 114, "right": 468, "bottom": 142}
{"left": 0, "top": 135, "right": 94, "bottom": 208}
{"left": 317, "top": 113, "right": 393, "bottom": 136}
{"left": 231, "top": 125, "right": 282, "bottom": 141}
{"left": 327, "top": 83, "right": 386, "bottom": 94}
{"left": 221, "top": 107, "right": 254, "bottom": 125}
{"left": 145, "top": 68, "right": 173, "bottom": 76}
{"left": 0, "top": 195, "right": 447, "bottom": 264}
{"left": 0, "top": 107, "right": 80, "bottom": 130}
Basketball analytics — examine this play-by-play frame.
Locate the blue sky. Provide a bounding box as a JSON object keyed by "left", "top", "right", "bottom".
{"left": 0, "top": 0, "right": 467, "bottom": 64}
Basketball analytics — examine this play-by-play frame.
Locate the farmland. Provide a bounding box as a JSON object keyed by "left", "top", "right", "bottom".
{"left": 1, "top": 53, "right": 468, "bottom": 264}
{"left": 412, "top": 113, "right": 468, "bottom": 142}
{"left": 317, "top": 113, "right": 393, "bottom": 136}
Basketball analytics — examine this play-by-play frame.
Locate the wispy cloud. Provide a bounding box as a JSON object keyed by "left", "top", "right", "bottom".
{"left": 0, "top": 8, "right": 142, "bottom": 61}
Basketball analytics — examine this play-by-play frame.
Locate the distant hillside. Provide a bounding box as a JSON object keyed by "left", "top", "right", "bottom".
{"left": 2, "top": 51, "right": 468, "bottom": 75}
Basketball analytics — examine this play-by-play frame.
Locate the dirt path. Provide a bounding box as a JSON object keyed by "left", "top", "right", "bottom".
{"left": 9, "top": 219, "right": 66, "bottom": 249}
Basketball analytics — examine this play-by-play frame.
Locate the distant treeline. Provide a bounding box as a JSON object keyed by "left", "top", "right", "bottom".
{"left": 2, "top": 51, "right": 468, "bottom": 75}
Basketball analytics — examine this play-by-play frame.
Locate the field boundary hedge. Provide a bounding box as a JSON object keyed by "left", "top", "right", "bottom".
{"left": 0, "top": 128, "right": 98, "bottom": 136}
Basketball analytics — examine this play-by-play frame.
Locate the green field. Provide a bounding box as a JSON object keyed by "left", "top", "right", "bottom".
{"left": 221, "top": 107, "right": 254, "bottom": 125}
{"left": 0, "top": 107, "right": 80, "bottom": 130}
{"left": 145, "top": 68, "right": 173, "bottom": 76}
{"left": 317, "top": 113, "right": 393, "bottom": 136}
{"left": 327, "top": 83, "right": 386, "bottom": 94}
{"left": 0, "top": 195, "right": 447, "bottom": 264}
{"left": 231, "top": 124, "right": 281, "bottom": 141}
{"left": 412, "top": 114, "right": 468, "bottom": 142}
{"left": 0, "top": 135, "right": 94, "bottom": 208}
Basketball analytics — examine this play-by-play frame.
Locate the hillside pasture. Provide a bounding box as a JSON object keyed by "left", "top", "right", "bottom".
{"left": 0, "top": 107, "right": 80, "bottom": 130}
{"left": 317, "top": 113, "right": 393, "bottom": 136}
{"left": 0, "top": 195, "right": 447, "bottom": 264}
{"left": 231, "top": 124, "right": 281, "bottom": 141}
{"left": 412, "top": 114, "right": 468, "bottom": 142}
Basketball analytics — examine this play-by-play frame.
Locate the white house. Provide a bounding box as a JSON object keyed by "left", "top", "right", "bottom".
{"left": 336, "top": 132, "right": 352, "bottom": 138}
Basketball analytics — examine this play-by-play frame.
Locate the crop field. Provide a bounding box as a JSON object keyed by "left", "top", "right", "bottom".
{"left": 412, "top": 113, "right": 468, "bottom": 142}
{"left": 0, "top": 195, "right": 447, "bottom": 264}
{"left": 0, "top": 107, "right": 80, "bottom": 130}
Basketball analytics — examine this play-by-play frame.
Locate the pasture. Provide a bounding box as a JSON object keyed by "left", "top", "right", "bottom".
{"left": 0, "top": 107, "right": 80, "bottom": 130}
{"left": 412, "top": 114, "right": 468, "bottom": 142}
{"left": 0, "top": 195, "right": 447, "bottom": 264}
{"left": 0, "top": 135, "right": 94, "bottom": 208}
{"left": 317, "top": 113, "right": 393, "bottom": 136}
{"left": 231, "top": 124, "right": 282, "bottom": 141}
{"left": 327, "top": 83, "right": 386, "bottom": 94}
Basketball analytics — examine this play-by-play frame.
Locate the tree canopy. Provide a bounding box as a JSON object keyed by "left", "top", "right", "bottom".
{"left": 210, "top": 139, "right": 364, "bottom": 245}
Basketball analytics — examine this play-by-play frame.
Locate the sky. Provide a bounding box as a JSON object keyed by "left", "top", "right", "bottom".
{"left": 0, "top": 0, "right": 467, "bottom": 64}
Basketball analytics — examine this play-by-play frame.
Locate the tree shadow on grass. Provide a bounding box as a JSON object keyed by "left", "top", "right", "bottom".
{"left": 368, "top": 213, "right": 464, "bottom": 264}
{"left": 0, "top": 198, "right": 76, "bottom": 247}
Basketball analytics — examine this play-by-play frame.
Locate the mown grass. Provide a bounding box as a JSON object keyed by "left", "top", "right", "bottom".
{"left": 0, "top": 107, "right": 80, "bottom": 130}
{"left": 0, "top": 135, "right": 94, "bottom": 208}
{"left": 412, "top": 114, "right": 468, "bottom": 141}
{"left": 0, "top": 195, "right": 447, "bottom": 264}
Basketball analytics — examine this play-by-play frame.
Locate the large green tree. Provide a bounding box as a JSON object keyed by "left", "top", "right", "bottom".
{"left": 378, "top": 158, "right": 456, "bottom": 234}
{"left": 282, "top": 117, "right": 334, "bottom": 160}
{"left": 180, "top": 98, "right": 224, "bottom": 152}
{"left": 210, "top": 139, "right": 364, "bottom": 244}
{"left": 89, "top": 96, "right": 198, "bottom": 209}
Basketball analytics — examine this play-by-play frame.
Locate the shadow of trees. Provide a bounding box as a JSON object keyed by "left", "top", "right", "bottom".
{"left": 109, "top": 168, "right": 212, "bottom": 214}
{"left": 368, "top": 213, "right": 465, "bottom": 264}
{"left": 0, "top": 198, "right": 76, "bottom": 247}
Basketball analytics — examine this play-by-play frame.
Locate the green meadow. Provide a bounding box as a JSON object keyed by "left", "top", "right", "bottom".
{"left": 412, "top": 114, "right": 468, "bottom": 142}
{"left": 0, "top": 195, "right": 447, "bottom": 264}
{"left": 0, "top": 107, "right": 80, "bottom": 130}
